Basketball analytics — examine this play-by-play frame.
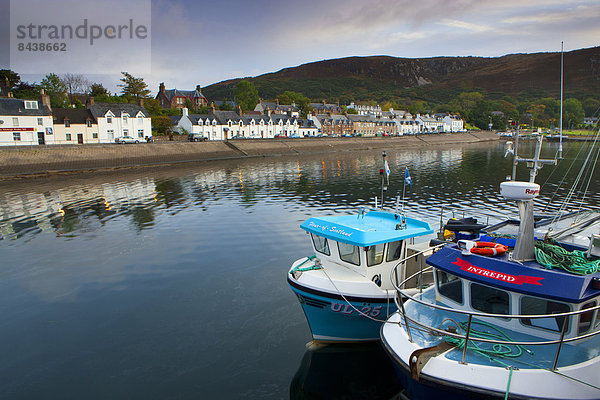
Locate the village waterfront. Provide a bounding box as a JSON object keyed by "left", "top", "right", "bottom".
{"left": 0, "top": 140, "right": 599, "bottom": 399}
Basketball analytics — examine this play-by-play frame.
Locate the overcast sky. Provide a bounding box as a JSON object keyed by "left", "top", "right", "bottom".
{"left": 2, "top": 0, "right": 600, "bottom": 95}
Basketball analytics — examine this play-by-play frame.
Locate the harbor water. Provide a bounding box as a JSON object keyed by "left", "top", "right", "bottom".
{"left": 0, "top": 140, "right": 598, "bottom": 399}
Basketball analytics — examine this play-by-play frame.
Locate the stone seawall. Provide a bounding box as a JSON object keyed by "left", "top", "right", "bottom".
{"left": 0, "top": 131, "right": 499, "bottom": 178}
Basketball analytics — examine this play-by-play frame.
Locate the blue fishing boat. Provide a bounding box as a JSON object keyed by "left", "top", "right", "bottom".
{"left": 381, "top": 135, "right": 600, "bottom": 399}
{"left": 288, "top": 153, "right": 434, "bottom": 342}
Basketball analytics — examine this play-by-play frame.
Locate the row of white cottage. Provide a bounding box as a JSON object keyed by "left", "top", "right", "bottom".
{"left": 171, "top": 107, "right": 465, "bottom": 140}
{"left": 0, "top": 96, "right": 151, "bottom": 146}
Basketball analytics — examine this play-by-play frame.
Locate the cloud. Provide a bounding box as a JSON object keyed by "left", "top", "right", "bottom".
{"left": 440, "top": 19, "right": 491, "bottom": 33}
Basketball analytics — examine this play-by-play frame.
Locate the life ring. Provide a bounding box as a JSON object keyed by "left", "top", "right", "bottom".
{"left": 469, "top": 241, "right": 508, "bottom": 257}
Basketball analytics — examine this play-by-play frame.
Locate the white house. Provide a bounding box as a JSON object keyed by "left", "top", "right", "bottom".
{"left": 416, "top": 114, "right": 444, "bottom": 133}
{"left": 442, "top": 115, "right": 465, "bottom": 132}
{"left": 0, "top": 96, "right": 54, "bottom": 146}
{"left": 347, "top": 102, "right": 382, "bottom": 117}
{"left": 88, "top": 100, "right": 151, "bottom": 142}
{"left": 52, "top": 108, "right": 100, "bottom": 144}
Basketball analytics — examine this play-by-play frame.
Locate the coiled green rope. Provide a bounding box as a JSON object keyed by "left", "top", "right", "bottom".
{"left": 445, "top": 320, "right": 533, "bottom": 367}
{"left": 290, "top": 255, "right": 319, "bottom": 273}
{"left": 534, "top": 241, "right": 600, "bottom": 275}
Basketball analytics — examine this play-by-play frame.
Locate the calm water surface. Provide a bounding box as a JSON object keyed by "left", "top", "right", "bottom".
{"left": 0, "top": 140, "right": 598, "bottom": 399}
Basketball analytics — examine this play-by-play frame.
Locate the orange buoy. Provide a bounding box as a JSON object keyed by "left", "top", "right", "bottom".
{"left": 470, "top": 241, "right": 508, "bottom": 257}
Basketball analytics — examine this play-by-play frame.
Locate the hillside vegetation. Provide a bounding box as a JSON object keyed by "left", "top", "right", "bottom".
{"left": 203, "top": 46, "right": 600, "bottom": 129}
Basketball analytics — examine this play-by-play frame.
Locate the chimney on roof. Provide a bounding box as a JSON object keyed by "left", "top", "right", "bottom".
{"left": 182, "top": 107, "right": 188, "bottom": 117}
{"left": 40, "top": 88, "right": 51, "bottom": 111}
{"left": 86, "top": 96, "right": 95, "bottom": 107}
{"left": 210, "top": 102, "right": 216, "bottom": 115}
{"left": 139, "top": 98, "right": 144, "bottom": 108}
{"left": 276, "top": 98, "right": 279, "bottom": 106}
{"left": 159, "top": 82, "right": 166, "bottom": 93}
{"left": 265, "top": 106, "right": 271, "bottom": 117}
{"left": 322, "top": 100, "right": 326, "bottom": 105}
{"left": 7, "top": 91, "right": 13, "bottom": 98}
{"left": 237, "top": 105, "right": 243, "bottom": 116}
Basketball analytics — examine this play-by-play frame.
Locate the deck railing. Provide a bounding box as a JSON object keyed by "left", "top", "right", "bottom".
{"left": 390, "top": 257, "right": 600, "bottom": 370}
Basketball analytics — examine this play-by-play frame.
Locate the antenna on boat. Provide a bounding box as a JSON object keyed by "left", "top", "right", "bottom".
{"left": 559, "top": 41, "right": 564, "bottom": 159}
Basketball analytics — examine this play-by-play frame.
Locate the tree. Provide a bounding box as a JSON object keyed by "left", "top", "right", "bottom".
{"left": 89, "top": 82, "right": 109, "bottom": 97}
{"left": 0, "top": 69, "right": 20, "bottom": 90}
{"left": 583, "top": 97, "right": 600, "bottom": 117}
{"left": 62, "top": 73, "right": 90, "bottom": 103}
{"left": 143, "top": 98, "right": 163, "bottom": 116}
{"left": 118, "top": 72, "right": 151, "bottom": 100}
{"left": 563, "top": 98, "right": 585, "bottom": 129}
{"left": 218, "top": 100, "right": 234, "bottom": 111}
{"left": 277, "top": 90, "right": 312, "bottom": 117}
{"left": 152, "top": 115, "right": 172, "bottom": 135}
{"left": 12, "top": 81, "right": 39, "bottom": 100}
{"left": 233, "top": 80, "right": 259, "bottom": 112}
{"left": 40, "top": 73, "right": 68, "bottom": 108}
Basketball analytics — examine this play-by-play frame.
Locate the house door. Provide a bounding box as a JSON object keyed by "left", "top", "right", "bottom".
{"left": 37, "top": 132, "right": 45, "bottom": 145}
{"left": 77, "top": 133, "right": 84, "bottom": 144}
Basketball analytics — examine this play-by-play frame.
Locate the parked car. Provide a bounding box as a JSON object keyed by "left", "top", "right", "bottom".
{"left": 115, "top": 136, "right": 139, "bottom": 144}
{"left": 188, "top": 134, "right": 208, "bottom": 142}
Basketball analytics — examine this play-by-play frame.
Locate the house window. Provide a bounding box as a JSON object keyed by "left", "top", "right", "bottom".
{"left": 66, "top": 133, "right": 72, "bottom": 141}
{"left": 13, "top": 132, "right": 20, "bottom": 141}
{"left": 123, "top": 129, "right": 128, "bottom": 136}
{"left": 65, "top": 120, "right": 70, "bottom": 127}
{"left": 92, "top": 132, "right": 98, "bottom": 138}
{"left": 37, "top": 118, "right": 43, "bottom": 126}
{"left": 107, "top": 116, "right": 112, "bottom": 124}
{"left": 123, "top": 116, "right": 128, "bottom": 123}
{"left": 138, "top": 116, "right": 143, "bottom": 124}
{"left": 107, "top": 129, "right": 114, "bottom": 137}
{"left": 12, "top": 117, "right": 18, "bottom": 127}
{"left": 24, "top": 101, "right": 38, "bottom": 109}
{"left": 138, "top": 130, "right": 144, "bottom": 138}
{"left": 87, "top": 120, "right": 92, "bottom": 127}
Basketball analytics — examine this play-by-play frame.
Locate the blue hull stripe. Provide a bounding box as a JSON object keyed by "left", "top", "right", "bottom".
{"left": 289, "top": 279, "right": 397, "bottom": 342}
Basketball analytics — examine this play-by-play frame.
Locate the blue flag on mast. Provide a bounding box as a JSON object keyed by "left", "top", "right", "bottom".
{"left": 404, "top": 167, "right": 412, "bottom": 186}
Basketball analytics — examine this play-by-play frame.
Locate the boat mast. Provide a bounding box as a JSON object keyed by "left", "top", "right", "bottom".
{"left": 559, "top": 41, "right": 564, "bottom": 159}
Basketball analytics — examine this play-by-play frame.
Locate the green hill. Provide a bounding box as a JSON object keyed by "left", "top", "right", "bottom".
{"left": 202, "top": 46, "right": 600, "bottom": 105}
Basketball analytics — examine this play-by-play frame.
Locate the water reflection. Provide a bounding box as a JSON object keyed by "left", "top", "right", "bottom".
{"left": 0, "top": 140, "right": 598, "bottom": 399}
{"left": 290, "top": 342, "right": 402, "bottom": 400}
{"left": 0, "top": 141, "right": 598, "bottom": 242}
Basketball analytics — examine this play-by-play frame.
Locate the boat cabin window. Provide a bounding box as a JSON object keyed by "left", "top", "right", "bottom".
{"left": 386, "top": 241, "right": 403, "bottom": 262}
{"left": 521, "top": 296, "right": 570, "bottom": 333}
{"left": 338, "top": 242, "right": 361, "bottom": 266}
{"left": 311, "top": 234, "right": 330, "bottom": 256}
{"left": 470, "top": 283, "right": 509, "bottom": 316}
{"left": 366, "top": 244, "right": 385, "bottom": 267}
{"left": 578, "top": 301, "right": 596, "bottom": 335}
{"left": 436, "top": 270, "right": 463, "bottom": 304}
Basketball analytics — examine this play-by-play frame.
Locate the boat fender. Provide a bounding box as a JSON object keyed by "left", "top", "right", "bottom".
{"left": 372, "top": 274, "right": 382, "bottom": 287}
